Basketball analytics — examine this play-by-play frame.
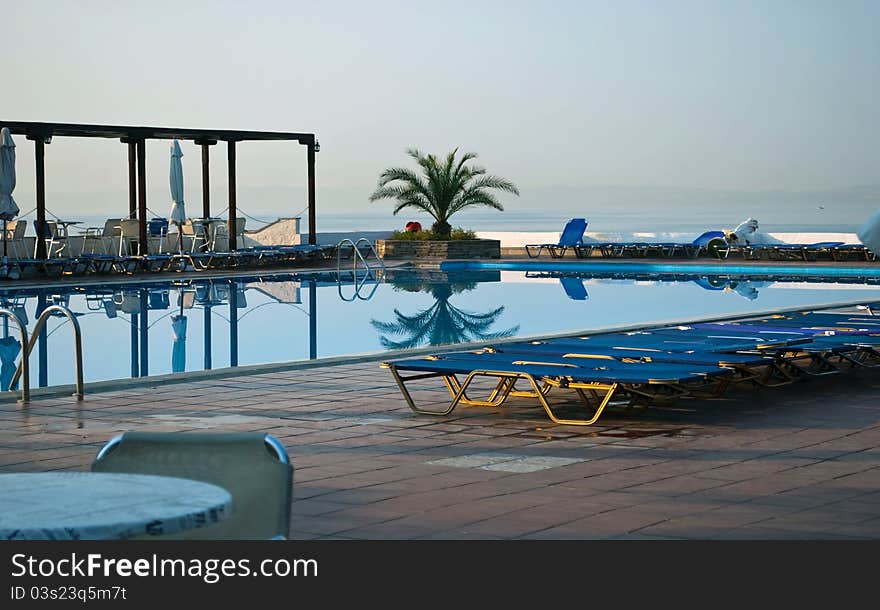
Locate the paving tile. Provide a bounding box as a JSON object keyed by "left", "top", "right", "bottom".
{"left": 2, "top": 357, "right": 879, "bottom": 540}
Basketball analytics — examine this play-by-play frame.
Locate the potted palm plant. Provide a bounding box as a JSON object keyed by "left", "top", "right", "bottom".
{"left": 370, "top": 148, "right": 518, "bottom": 259}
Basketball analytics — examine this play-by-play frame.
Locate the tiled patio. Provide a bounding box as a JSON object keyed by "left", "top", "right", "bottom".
{"left": 1, "top": 358, "right": 879, "bottom": 539}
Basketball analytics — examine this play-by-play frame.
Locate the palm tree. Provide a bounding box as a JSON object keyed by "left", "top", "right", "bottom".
{"left": 369, "top": 148, "right": 519, "bottom": 239}
{"left": 370, "top": 283, "right": 519, "bottom": 349}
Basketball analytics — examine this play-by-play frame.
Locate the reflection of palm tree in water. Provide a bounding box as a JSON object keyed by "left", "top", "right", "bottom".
{"left": 371, "top": 283, "right": 519, "bottom": 349}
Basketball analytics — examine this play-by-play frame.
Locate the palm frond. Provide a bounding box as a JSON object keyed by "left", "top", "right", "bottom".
{"left": 468, "top": 174, "right": 520, "bottom": 195}
{"left": 372, "top": 167, "right": 425, "bottom": 192}
{"left": 449, "top": 190, "right": 504, "bottom": 215}
{"left": 371, "top": 147, "right": 518, "bottom": 224}
{"left": 392, "top": 198, "right": 434, "bottom": 216}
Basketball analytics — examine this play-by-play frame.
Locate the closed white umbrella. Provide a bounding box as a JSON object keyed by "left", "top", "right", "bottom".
{"left": 169, "top": 140, "right": 186, "bottom": 252}
{"left": 0, "top": 127, "right": 20, "bottom": 260}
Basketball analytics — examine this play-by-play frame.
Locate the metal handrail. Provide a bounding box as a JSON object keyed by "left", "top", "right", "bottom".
{"left": 10, "top": 304, "right": 84, "bottom": 401}
{"left": 0, "top": 307, "right": 30, "bottom": 403}
{"left": 336, "top": 238, "right": 368, "bottom": 278}
{"left": 354, "top": 237, "right": 386, "bottom": 272}
{"left": 336, "top": 238, "right": 386, "bottom": 276}
{"left": 336, "top": 238, "right": 385, "bottom": 301}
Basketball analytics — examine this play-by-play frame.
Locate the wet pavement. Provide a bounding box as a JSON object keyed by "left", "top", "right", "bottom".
{"left": 1, "top": 356, "right": 879, "bottom": 539}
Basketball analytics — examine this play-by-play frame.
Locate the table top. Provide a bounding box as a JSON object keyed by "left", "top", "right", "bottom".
{"left": 0, "top": 472, "right": 233, "bottom": 540}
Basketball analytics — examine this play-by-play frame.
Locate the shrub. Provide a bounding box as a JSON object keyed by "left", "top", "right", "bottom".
{"left": 388, "top": 227, "right": 477, "bottom": 241}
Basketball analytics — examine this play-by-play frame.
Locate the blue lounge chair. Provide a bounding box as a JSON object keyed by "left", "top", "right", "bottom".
{"left": 741, "top": 241, "right": 845, "bottom": 261}
{"left": 525, "top": 218, "right": 588, "bottom": 259}
{"left": 690, "top": 317, "right": 880, "bottom": 370}
{"left": 751, "top": 312, "right": 880, "bottom": 330}
{"left": 830, "top": 244, "right": 876, "bottom": 262}
{"left": 484, "top": 342, "right": 796, "bottom": 387}
{"left": 595, "top": 230, "right": 728, "bottom": 259}
{"left": 381, "top": 349, "right": 733, "bottom": 426}
{"left": 543, "top": 330, "right": 810, "bottom": 352}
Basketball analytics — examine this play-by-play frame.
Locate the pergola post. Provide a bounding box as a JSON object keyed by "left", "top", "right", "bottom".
{"left": 227, "top": 140, "right": 237, "bottom": 250}
{"left": 307, "top": 139, "right": 316, "bottom": 245}
{"left": 136, "top": 139, "right": 147, "bottom": 254}
{"left": 127, "top": 141, "right": 136, "bottom": 219}
{"left": 33, "top": 138, "right": 47, "bottom": 259}
{"left": 201, "top": 143, "right": 211, "bottom": 218}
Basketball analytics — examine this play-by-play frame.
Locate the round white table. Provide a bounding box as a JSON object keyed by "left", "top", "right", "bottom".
{"left": 0, "top": 472, "right": 233, "bottom": 540}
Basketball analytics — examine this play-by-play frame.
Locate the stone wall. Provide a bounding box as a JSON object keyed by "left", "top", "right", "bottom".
{"left": 376, "top": 239, "right": 501, "bottom": 259}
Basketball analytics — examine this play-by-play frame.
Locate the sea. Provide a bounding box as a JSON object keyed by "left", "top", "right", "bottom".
{"left": 25, "top": 199, "right": 879, "bottom": 238}
{"left": 308, "top": 204, "right": 878, "bottom": 235}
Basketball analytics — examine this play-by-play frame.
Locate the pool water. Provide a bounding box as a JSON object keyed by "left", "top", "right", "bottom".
{"left": 0, "top": 266, "right": 877, "bottom": 390}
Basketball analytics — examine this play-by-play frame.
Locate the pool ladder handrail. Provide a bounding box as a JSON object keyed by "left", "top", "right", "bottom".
{"left": 336, "top": 238, "right": 385, "bottom": 302}
{"left": 0, "top": 307, "right": 30, "bottom": 402}
{"left": 9, "top": 304, "right": 84, "bottom": 403}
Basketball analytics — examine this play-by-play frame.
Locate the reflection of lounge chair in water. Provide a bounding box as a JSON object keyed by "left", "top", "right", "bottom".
{"left": 559, "top": 276, "right": 588, "bottom": 300}
{"left": 692, "top": 277, "right": 768, "bottom": 300}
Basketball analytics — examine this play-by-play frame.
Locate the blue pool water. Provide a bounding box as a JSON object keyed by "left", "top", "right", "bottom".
{"left": 0, "top": 265, "right": 878, "bottom": 390}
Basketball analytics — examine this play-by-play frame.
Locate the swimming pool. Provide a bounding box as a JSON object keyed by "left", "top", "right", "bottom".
{"left": 0, "top": 263, "right": 877, "bottom": 391}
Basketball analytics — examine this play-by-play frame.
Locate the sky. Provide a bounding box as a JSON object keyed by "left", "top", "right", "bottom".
{"left": 4, "top": 0, "right": 879, "bottom": 223}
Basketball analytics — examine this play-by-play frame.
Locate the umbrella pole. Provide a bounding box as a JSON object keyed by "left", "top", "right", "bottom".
{"left": 1, "top": 220, "right": 7, "bottom": 279}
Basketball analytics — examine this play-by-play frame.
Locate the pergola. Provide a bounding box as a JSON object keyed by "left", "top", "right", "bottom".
{"left": 0, "top": 121, "right": 318, "bottom": 257}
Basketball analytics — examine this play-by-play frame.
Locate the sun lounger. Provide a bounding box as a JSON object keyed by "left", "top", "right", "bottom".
{"left": 781, "top": 334, "right": 880, "bottom": 369}
{"left": 830, "top": 244, "right": 876, "bottom": 262}
{"left": 689, "top": 317, "right": 880, "bottom": 370}
{"left": 750, "top": 312, "right": 880, "bottom": 330}
{"left": 381, "top": 349, "right": 733, "bottom": 425}
{"left": 525, "top": 218, "right": 588, "bottom": 258}
{"left": 381, "top": 302, "right": 880, "bottom": 426}
{"left": 741, "top": 242, "right": 844, "bottom": 261}
{"left": 546, "top": 328, "right": 830, "bottom": 379}
{"left": 139, "top": 254, "right": 174, "bottom": 273}
{"left": 77, "top": 253, "right": 117, "bottom": 274}
{"left": 547, "top": 329, "right": 810, "bottom": 352}
{"left": 705, "top": 315, "right": 880, "bottom": 333}
{"left": 484, "top": 342, "right": 796, "bottom": 387}
{"left": 592, "top": 230, "right": 728, "bottom": 259}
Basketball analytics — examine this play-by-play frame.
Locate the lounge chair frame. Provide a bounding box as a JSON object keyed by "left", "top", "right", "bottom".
{"left": 382, "top": 362, "right": 621, "bottom": 425}
{"left": 382, "top": 357, "right": 731, "bottom": 426}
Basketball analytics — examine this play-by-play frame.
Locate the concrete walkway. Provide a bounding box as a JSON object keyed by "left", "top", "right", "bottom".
{"left": 1, "top": 357, "right": 878, "bottom": 539}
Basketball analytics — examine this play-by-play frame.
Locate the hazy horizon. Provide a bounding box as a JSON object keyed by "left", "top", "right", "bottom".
{"left": 4, "top": 0, "right": 878, "bottom": 225}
